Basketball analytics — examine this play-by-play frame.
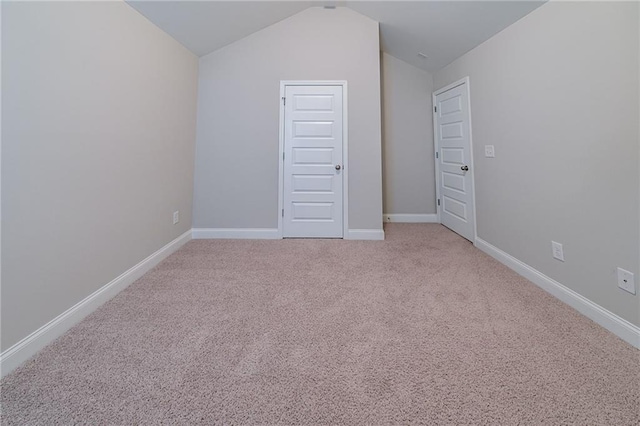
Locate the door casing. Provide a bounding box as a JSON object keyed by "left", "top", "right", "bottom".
{"left": 432, "top": 76, "right": 477, "bottom": 243}
{"left": 278, "top": 80, "right": 349, "bottom": 239}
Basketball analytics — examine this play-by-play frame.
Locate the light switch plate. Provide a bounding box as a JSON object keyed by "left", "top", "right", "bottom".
{"left": 617, "top": 268, "right": 636, "bottom": 295}
{"left": 485, "top": 145, "right": 495, "bottom": 158}
{"left": 551, "top": 241, "right": 564, "bottom": 262}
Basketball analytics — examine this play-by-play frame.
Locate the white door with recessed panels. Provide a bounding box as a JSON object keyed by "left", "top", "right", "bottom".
{"left": 282, "top": 85, "right": 344, "bottom": 238}
{"left": 434, "top": 80, "right": 475, "bottom": 242}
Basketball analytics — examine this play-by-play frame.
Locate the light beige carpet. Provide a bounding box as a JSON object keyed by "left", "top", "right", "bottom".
{"left": 1, "top": 224, "right": 638, "bottom": 425}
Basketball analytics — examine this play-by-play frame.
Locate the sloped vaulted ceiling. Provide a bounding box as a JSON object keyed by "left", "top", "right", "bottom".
{"left": 127, "top": 1, "right": 545, "bottom": 72}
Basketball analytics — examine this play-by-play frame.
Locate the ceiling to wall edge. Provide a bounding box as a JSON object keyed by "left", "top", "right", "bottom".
{"left": 125, "top": 2, "right": 546, "bottom": 74}
{"left": 125, "top": 3, "right": 433, "bottom": 75}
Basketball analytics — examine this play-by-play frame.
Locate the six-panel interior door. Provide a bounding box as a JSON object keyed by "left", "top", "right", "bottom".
{"left": 435, "top": 82, "right": 475, "bottom": 241}
{"left": 283, "top": 85, "right": 343, "bottom": 238}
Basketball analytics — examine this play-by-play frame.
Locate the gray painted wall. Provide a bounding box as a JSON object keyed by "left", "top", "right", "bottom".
{"left": 434, "top": 1, "right": 640, "bottom": 326}
{"left": 1, "top": 1, "right": 199, "bottom": 350}
{"left": 193, "top": 7, "right": 382, "bottom": 231}
{"left": 381, "top": 52, "right": 435, "bottom": 216}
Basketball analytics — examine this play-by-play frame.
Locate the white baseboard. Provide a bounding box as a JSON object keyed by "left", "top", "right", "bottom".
{"left": 193, "top": 228, "right": 385, "bottom": 241}
{"left": 0, "top": 230, "right": 192, "bottom": 377}
{"left": 346, "top": 229, "right": 385, "bottom": 240}
{"left": 383, "top": 214, "right": 438, "bottom": 223}
{"left": 475, "top": 237, "right": 640, "bottom": 349}
{"left": 192, "top": 228, "right": 280, "bottom": 239}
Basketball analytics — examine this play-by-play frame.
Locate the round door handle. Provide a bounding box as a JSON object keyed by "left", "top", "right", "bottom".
{"left": 461, "top": 165, "right": 469, "bottom": 171}
{"left": 335, "top": 165, "right": 342, "bottom": 170}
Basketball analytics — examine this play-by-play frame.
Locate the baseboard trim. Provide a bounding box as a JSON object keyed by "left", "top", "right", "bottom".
{"left": 346, "top": 229, "right": 385, "bottom": 240}
{"left": 383, "top": 214, "right": 438, "bottom": 223}
{"left": 192, "top": 228, "right": 280, "bottom": 239}
{"left": 0, "top": 230, "right": 192, "bottom": 377}
{"left": 475, "top": 237, "right": 640, "bottom": 349}
{"left": 192, "top": 228, "right": 385, "bottom": 241}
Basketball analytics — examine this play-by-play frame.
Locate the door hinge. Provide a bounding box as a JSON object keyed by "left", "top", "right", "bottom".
{"left": 282, "top": 97, "right": 286, "bottom": 106}
{"left": 282, "top": 208, "right": 284, "bottom": 217}
{"left": 435, "top": 152, "right": 439, "bottom": 159}
{"left": 434, "top": 106, "right": 437, "bottom": 113}
{"left": 437, "top": 199, "right": 440, "bottom": 206}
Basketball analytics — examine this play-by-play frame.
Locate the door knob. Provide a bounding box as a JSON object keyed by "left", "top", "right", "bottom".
{"left": 335, "top": 165, "right": 342, "bottom": 170}
{"left": 461, "top": 165, "right": 469, "bottom": 171}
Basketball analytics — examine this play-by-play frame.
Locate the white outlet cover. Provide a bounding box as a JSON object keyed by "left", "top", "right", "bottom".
{"left": 485, "top": 145, "right": 495, "bottom": 158}
{"left": 551, "top": 241, "right": 564, "bottom": 262}
{"left": 617, "top": 268, "right": 636, "bottom": 295}
{"left": 173, "top": 211, "right": 179, "bottom": 225}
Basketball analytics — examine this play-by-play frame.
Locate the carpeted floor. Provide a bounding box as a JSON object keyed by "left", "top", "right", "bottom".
{"left": 1, "top": 224, "right": 638, "bottom": 425}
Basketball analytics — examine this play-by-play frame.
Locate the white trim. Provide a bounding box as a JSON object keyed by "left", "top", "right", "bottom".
{"left": 0, "top": 230, "right": 192, "bottom": 377}
{"left": 278, "top": 80, "right": 349, "bottom": 239}
{"left": 466, "top": 79, "right": 478, "bottom": 243}
{"left": 432, "top": 90, "right": 440, "bottom": 224}
{"left": 432, "top": 76, "right": 478, "bottom": 243}
{"left": 192, "top": 228, "right": 280, "bottom": 239}
{"left": 278, "top": 83, "right": 285, "bottom": 239}
{"left": 433, "top": 78, "right": 467, "bottom": 96}
{"left": 279, "top": 80, "right": 348, "bottom": 86}
{"left": 346, "top": 229, "right": 385, "bottom": 241}
{"left": 342, "top": 84, "right": 350, "bottom": 239}
{"left": 475, "top": 237, "right": 640, "bottom": 349}
{"left": 383, "top": 214, "right": 438, "bottom": 223}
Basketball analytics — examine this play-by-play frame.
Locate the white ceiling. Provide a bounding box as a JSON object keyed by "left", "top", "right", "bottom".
{"left": 127, "top": 1, "right": 545, "bottom": 73}
{"left": 127, "top": 1, "right": 313, "bottom": 57}
{"left": 348, "top": 1, "right": 545, "bottom": 71}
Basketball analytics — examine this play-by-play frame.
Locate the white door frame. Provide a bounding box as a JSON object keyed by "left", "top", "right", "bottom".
{"left": 278, "top": 80, "right": 349, "bottom": 239}
{"left": 432, "top": 76, "right": 478, "bottom": 243}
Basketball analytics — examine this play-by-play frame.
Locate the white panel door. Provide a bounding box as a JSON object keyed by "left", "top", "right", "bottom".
{"left": 435, "top": 82, "right": 475, "bottom": 241}
{"left": 283, "top": 85, "right": 343, "bottom": 238}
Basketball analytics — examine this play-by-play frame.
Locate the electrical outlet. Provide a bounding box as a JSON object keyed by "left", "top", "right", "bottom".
{"left": 173, "top": 211, "right": 179, "bottom": 225}
{"left": 551, "top": 241, "right": 564, "bottom": 262}
{"left": 617, "top": 268, "right": 636, "bottom": 295}
{"left": 485, "top": 145, "right": 495, "bottom": 158}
